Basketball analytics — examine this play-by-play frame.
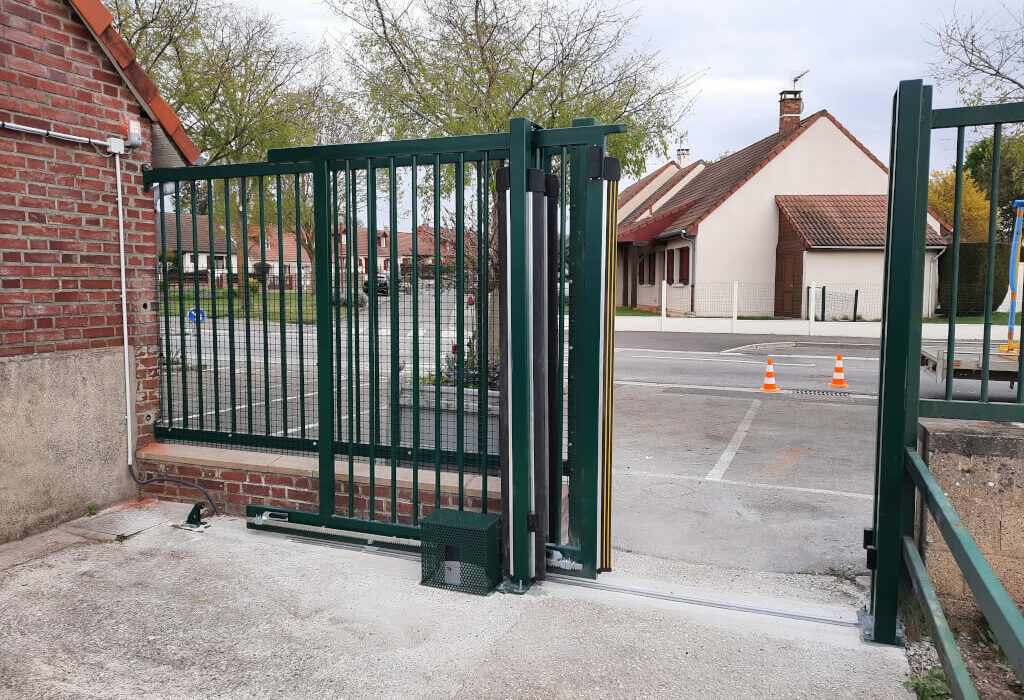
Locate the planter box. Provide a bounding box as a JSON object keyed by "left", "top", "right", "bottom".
{"left": 399, "top": 383, "right": 499, "bottom": 463}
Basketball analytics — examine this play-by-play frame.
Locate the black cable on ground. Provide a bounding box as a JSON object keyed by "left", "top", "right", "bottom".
{"left": 128, "top": 461, "right": 223, "bottom": 516}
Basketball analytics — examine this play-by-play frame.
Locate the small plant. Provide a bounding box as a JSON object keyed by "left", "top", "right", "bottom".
{"left": 87, "top": 503, "right": 99, "bottom": 517}
{"left": 904, "top": 668, "right": 950, "bottom": 699}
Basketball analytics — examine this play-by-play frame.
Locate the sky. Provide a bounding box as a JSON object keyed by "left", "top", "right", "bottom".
{"left": 249, "top": 0, "right": 999, "bottom": 180}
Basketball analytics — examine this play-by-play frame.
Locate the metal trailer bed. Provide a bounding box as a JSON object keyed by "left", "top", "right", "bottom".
{"left": 921, "top": 344, "right": 1022, "bottom": 385}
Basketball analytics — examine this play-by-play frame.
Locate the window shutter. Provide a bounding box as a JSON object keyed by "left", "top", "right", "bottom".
{"left": 638, "top": 255, "right": 645, "bottom": 285}
{"left": 680, "top": 247, "right": 690, "bottom": 285}
{"left": 648, "top": 254, "right": 655, "bottom": 284}
{"left": 667, "top": 250, "right": 675, "bottom": 285}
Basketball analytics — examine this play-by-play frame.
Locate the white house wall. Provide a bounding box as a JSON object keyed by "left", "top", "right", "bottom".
{"left": 804, "top": 249, "right": 939, "bottom": 320}
{"left": 693, "top": 118, "right": 889, "bottom": 316}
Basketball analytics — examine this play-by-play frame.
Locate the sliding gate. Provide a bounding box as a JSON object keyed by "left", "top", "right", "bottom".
{"left": 144, "top": 118, "right": 624, "bottom": 586}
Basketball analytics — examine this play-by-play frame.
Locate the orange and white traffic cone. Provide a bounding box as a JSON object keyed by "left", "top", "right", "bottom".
{"left": 760, "top": 357, "right": 780, "bottom": 393}
{"left": 828, "top": 353, "right": 849, "bottom": 389}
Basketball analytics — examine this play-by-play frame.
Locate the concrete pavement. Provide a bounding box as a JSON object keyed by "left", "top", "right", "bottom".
{"left": 0, "top": 501, "right": 912, "bottom": 699}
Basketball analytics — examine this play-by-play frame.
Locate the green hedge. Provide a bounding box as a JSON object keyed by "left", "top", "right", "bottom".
{"left": 937, "top": 241, "right": 1012, "bottom": 316}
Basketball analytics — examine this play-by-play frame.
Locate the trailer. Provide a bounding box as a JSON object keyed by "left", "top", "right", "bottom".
{"left": 921, "top": 344, "right": 1022, "bottom": 385}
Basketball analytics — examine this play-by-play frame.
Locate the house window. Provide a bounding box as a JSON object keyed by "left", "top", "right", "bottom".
{"left": 638, "top": 254, "right": 645, "bottom": 285}
{"left": 680, "top": 246, "right": 691, "bottom": 285}
{"left": 667, "top": 249, "right": 675, "bottom": 285}
{"left": 648, "top": 253, "right": 655, "bottom": 284}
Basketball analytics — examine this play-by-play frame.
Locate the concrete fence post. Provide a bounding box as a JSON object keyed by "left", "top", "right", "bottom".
{"left": 808, "top": 280, "right": 817, "bottom": 336}
{"left": 731, "top": 280, "right": 739, "bottom": 333}
{"left": 660, "top": 279, "right": 667, "bottom": 331}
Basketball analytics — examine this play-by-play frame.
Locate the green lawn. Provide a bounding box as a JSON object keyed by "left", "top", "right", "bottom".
{"left": 923, "top": 312, "right": 1012, "bottom": 325}
{"left": 615, "top": 306, "right": 660, "bottom": 317}
{"left": 162, "top": 288, "right": 344, "bottom": 324}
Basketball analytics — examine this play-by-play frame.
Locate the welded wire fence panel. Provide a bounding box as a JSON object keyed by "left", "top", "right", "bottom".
{"left": 153, "top": 169, "right": 320, "bottom": 452}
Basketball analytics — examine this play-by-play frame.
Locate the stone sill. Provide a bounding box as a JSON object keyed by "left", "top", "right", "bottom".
{"left": 137, "top": 442, "right": 501, "bottom": 499}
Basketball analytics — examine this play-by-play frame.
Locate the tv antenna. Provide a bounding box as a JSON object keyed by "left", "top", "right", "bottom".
{"left": 792, "top": 70, "right": 810, "bottom": 90}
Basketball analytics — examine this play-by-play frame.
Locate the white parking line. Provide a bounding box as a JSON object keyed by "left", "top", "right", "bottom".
{"left": 629, "top": 355, "right": 814, "bottom": 367}
{"left": 705, "top": 399, "right": 761, "bottom": 481}
{"left": 622, "top": 469, "right": 872, "bottom": 501}
{"left": 616, "top": 379, "right": 775, "bottom": 394}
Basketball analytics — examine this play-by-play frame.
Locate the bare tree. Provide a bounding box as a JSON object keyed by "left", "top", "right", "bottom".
{"left": 928, "top": 4, "right": 1024, "bottom": 104}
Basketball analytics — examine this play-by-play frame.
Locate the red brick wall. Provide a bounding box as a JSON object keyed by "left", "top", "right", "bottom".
{"left": 136, "top": 459, "right": 504, "bottom": 522}
{"left": 0, "top": 0, "right": 160, "bottom": 445}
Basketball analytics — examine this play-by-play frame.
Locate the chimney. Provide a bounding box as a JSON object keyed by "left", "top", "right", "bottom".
{"left": 779, "top": 89, "right": 803, "bottom": 135}
{"left": 676, "top": 147, "right": 690, "bottom": 166}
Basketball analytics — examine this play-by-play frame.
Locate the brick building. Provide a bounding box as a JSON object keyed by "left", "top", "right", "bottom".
{"left": 0, "top": 0, "right": 199, "bottom": 542}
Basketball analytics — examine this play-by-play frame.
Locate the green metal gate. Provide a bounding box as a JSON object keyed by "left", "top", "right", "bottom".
{"left": 871, "top": 79, "right": 1024, "bottom": 695}
{"left": 144, "top": 118, "right": 624, "bottom": 587}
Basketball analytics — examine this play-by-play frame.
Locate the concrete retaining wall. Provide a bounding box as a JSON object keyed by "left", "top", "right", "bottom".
{"left": 0, "top": 348, "right": 136, "bottom": 544}
{"left": 918, "top": 419, "right": 1024, "bottom": 627}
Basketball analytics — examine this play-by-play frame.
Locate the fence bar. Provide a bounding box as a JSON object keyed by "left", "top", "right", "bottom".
{"left": 853, "top": 289, "right": 859, "bottom": 323}
{"left": 294, "top": 174, "right": 306, "bottom": 438}
{"left": 173, "top": 181, "right": 189, "bottom": 426}
{"left": 981, "top": 124, "right": 1002, "bottom": 401}
{"left": 388, "top": 157, "right": 400, "bottom": 522}
{"left": 189, "top": 181, "right": 204, "bottom": 429}
{"left": 333, "top": 170, "right": 343, "bottom": 444}
{"left": 945, "top": 126, "right": 966, "bottom": 400}
{"left": 259, "top": 176, "right": 271, "bottom": 434}
{"left": 906, "top": 447, "right": 1024, "bottom": 679}
{"left": 411, "top": 156, "right": 420, "bottom": 523}
{"left": 351, "top": 170, "right": 361, "bottom": 444}
{"left": 240, "top": 178, "right": 253, "bottom": 433}
{"left": 479, "top": 153, "right": 490, "bottom": 513}
{"left": 456, "top": 153, "right": 466, "bottom": 509}
{"left": 433, "top": 155, "right": 442, "bottom": 509}
{"left": 901, "top": 535, "right": 980, "bottom": 700}
{"left": 225, "top": 179, "right": 237, "bottom": 433}
{"left": 158, "top": 187, "right": 173, "bottom": 426}
{"left": 554, "top": 146, "right": 568, "bottom": 543}
{"left": 344, "top": 164, "right": 356, "bottom": 516}
{"left": 367, "top": 161, "right": 379, "bottom": 521}
{"left": 208, "top": 180, "right": 220, "bottom": 432}
{"left": 313, "top": 157, "right": 335, "bottom": 516}
{"left": 919, "top": 398, "right": 1024, "bottom": 422}
{"left": 276, "top": 176, "right": 287, "bottom": 434}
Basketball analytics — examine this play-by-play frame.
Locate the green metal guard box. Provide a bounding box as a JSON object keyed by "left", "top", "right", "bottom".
{"left": 420, "top": 509, "right": 501, "bottom": 595}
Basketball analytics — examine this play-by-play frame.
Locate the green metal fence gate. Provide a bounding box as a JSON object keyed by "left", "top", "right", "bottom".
{"left": 144, "top": 118, "right": 625, "bottom": 588}
{"left": 870, "top": 79, "right": 1024, "bottom": 695}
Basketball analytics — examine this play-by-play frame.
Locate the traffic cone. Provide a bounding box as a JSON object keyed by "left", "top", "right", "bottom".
{"left": 760, "top": 357, "right": 780, "bottom": 393}
{"left": 828, "top": 354, "right": 849, "bottom": 389}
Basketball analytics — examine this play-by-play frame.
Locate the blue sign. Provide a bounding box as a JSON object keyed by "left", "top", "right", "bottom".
{"left": 187, "top": 308, "right": 206, "bottom": 323}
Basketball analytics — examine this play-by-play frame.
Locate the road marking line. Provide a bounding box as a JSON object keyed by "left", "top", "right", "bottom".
{"left": 615, "top": 380, "right": 774, "bottom": 394}
{"left": 705, "top": 399, "right": 762, "bottom": 481}
{"left": 622, "top": 469, "right": 872, "bottom": 501}
{"left": 628, "top": 355, "right": 814, "bottom": 367}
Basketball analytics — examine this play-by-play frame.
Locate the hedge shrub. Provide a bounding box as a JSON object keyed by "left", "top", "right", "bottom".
{"left": 936, "top": 241, "right": 1011, "bottom": 316}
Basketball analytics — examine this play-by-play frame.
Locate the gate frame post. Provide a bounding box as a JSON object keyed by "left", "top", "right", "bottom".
{"left": 312, "top": 156, "right": 337, "bottom": 517}
{"left": 870, "top": 78, "right": 932, "bottom": 644}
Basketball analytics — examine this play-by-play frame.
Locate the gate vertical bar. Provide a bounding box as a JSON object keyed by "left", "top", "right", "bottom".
{"left": 313, "top": 158, "right": 336, "bottom": 516}
{"left": 871, "top": 79, "right": 931, "bottom": 644}
{"left": 508, "top": 118, "right": 534, "bottom": 587}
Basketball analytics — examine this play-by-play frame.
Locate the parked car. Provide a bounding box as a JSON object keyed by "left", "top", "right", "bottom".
{"left": 363, "top": 274, "right": 389, "bottom": 296}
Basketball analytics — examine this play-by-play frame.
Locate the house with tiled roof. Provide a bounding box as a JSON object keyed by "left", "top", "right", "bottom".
{"left": 616, "top": 90, "right": 948, "bottom": 320}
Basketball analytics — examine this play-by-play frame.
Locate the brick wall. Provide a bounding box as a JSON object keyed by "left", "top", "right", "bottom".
{"left": 137, "top": 458, "right": 504, "bottom": 523}
{"left": 0, "top": 0, "right": 161, "bottom": 445}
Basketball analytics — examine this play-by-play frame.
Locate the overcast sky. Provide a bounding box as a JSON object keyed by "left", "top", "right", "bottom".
{"left": 249, "top": 0, "right": 998, "bottom": 178}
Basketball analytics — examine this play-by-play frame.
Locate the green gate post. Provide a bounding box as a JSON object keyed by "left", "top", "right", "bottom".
{"left": 312, "top": 157, "right": 336, "bottom": 516}
{"left": 871, "top": 79, "right": 932, "bottom": 644}
{"left": 566, "top": 117, "right": 605, "bottom": 579}
{"left": 508, "top": 117, "right": 535, "bottom": 587}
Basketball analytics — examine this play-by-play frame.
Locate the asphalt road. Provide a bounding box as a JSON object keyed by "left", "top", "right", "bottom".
{"left": 161, "top": 325, "right": 1016, "bottom": 578}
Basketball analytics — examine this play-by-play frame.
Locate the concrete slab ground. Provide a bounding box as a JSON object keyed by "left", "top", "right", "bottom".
{"left": 0, "top": 501, "right": 911, "bottom": 699}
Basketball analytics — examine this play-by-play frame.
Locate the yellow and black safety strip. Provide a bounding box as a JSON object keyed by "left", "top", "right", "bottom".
{"left": 600, "top": 156, "right": 621, "bottom": 572}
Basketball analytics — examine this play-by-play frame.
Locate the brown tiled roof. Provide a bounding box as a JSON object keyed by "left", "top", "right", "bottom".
{"left": 618, "top": 160, "right": 705, "bottom": 233}
{"left": 618, "top": 161, "right": 681, "bottom": 209}
{"left": 776, "top": 195, "right": 947, "bottom": 248}
{"left": 162, "top": 213, "right": 228, "bottom": 253}
{"left": 67, "top": 0, "right": 201, "bottom": 163}
{"left": 617, "top": 110, "right": 890, "bottom": 244}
